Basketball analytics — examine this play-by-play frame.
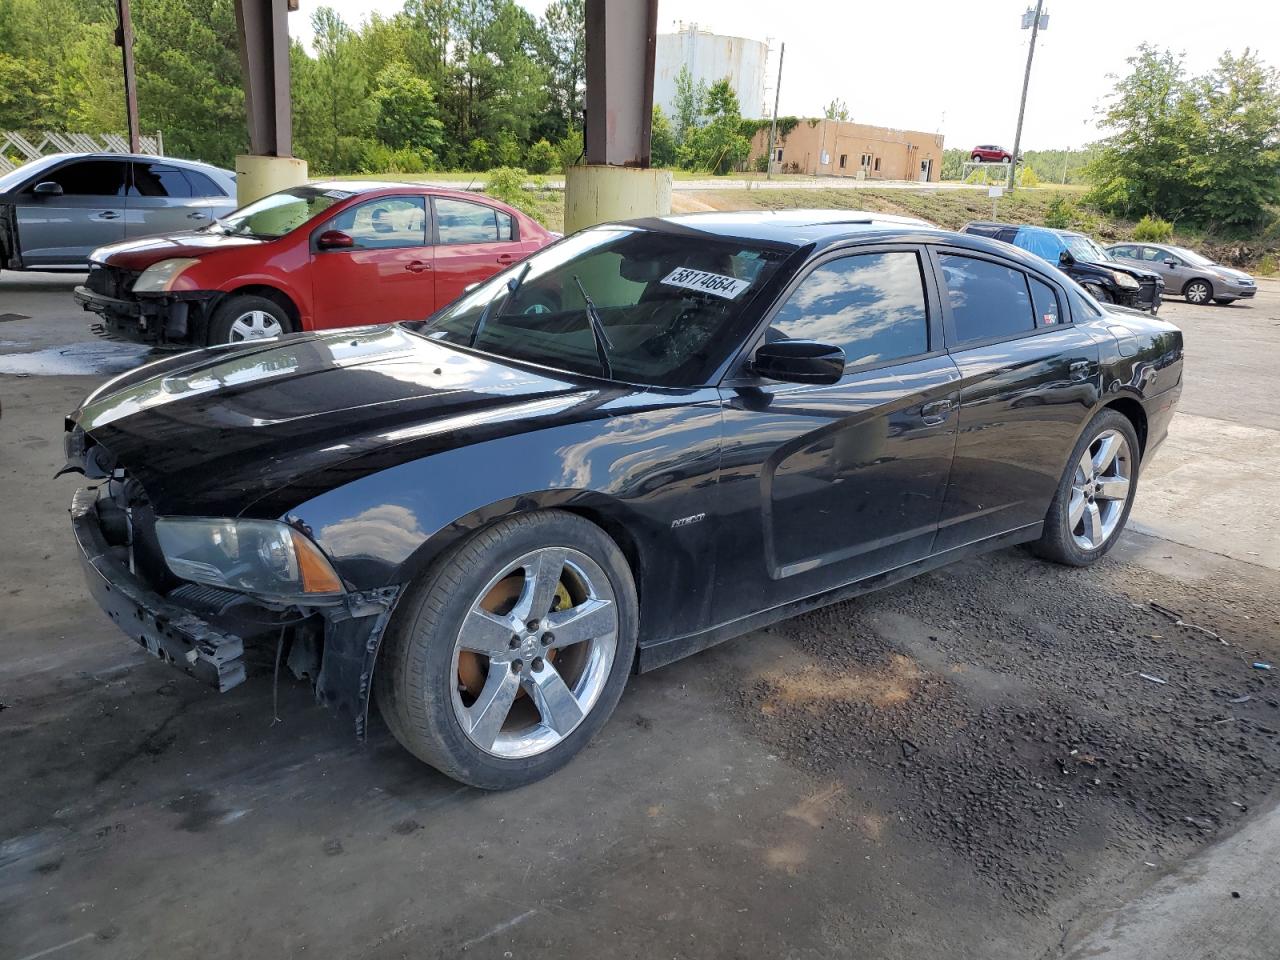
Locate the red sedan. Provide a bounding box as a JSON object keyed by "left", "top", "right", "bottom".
{"left": 74, "top": 181, "right": 556, "bottom": 346}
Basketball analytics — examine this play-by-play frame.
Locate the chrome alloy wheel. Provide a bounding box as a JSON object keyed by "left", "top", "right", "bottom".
{"left": 1069, "top": 429, "right": 1132, "bottom": 550}
{"left": 228, "top": 309, "right": 284, "bottom": 341}
{"left": 450, "top": 547, "right": 618, "bottom": 759}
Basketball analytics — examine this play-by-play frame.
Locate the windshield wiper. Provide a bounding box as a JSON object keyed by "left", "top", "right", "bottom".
{"left": 469, "top": 262, "right": 531, "bottom": 348}
{"left": 573, "top": 275, "right": 614, "bottom": 379}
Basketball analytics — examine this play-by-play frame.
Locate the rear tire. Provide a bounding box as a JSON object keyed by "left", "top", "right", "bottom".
{"left": 375, "top": 510, "right": 638, "bottom": 789}
{"left": 207, "top": 294, "right": 292, "bottom": 345}
{"left": 1033, "top": 409, "right": 1140, "bottom": 567}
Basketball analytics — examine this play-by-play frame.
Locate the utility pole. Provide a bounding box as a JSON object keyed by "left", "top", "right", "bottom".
{"left": 1008, "top": 1, "right": 1046, "bottom": 191}
{"left": 765, "top": 42, "right": 785, "bottom": 180}
{"left": 115, "top": 0, "right": 141, "bottom": 153}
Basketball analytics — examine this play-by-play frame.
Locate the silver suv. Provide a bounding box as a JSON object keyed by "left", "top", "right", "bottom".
{"left": 0, "top": 152, "right": 236, "bottom": 273}
{"left": 1106, "top": 242, "right": 1256, "bottom": 306}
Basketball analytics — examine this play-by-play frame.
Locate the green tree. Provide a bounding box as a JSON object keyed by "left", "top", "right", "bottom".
{"left": 372, "top": 62, "right": 444, "bottom": 153}
{"left": 1190, "top": 49, "right": 1280, "bottom": 228}
{"left": 823, "top": 97, "right": 849, "bottom": 121}
{"left": 293, "top": 7, "right": 374, "bottom": 173}
{"left": 650, "top": 105, "right": 678, "bottom": 167}
{"left": 672, "top": 65, "right": 706, "bottom": 146}
{"left": 685, "top": 79, "right": 750, "bottom": 174}
{"left": 524, "top": 137, "right": 557, "bottom": 173}
{"left": 541, "top": 0, "right": 584, "bottom": 140}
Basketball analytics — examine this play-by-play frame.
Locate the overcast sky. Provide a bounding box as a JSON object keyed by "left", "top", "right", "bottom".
{"left": 293, "top": 0, "right": 1279, "bottom": 150}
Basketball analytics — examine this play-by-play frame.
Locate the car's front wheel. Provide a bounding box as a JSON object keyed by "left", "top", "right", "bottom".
{"left": 376, "top": 510, "right": 638, "bottom": 789}
{"left": 207, "top": 294, "right": 293, "bottom": 345}
{"left": 1033, "top": 409, "right": 1140, "bottom": 566}
{"left": 1184, "top": 279, "right": 1212, "bottom": 305}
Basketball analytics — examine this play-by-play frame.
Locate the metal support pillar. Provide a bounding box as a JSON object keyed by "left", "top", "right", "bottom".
{"left": 233, "top": 0, "right": 306, "bottom": 206}
{"left": 566, "top": 0, "right": 670, "bottom": 234}
{"left": 114, "top": 0, "right": 141, "bottom": 153}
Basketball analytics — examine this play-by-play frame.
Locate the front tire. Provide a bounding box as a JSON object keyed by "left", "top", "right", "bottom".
{"left": 207, "top": 294, "right": 292, "bottom": 345}
{"left": 1084, "top": 283, "right": 1114, "bottom": 304}
{"left": 1033, "top": 409, "right": 1140, "bottom": 566}
{"left": 1184, "top": 279, "right": 1212, "bottom": 305}
{"left": 375, "top": 510, "right": 638, "bottom": 789}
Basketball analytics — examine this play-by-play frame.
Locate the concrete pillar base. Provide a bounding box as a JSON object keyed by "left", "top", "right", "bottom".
{"left": 234, "top": 154, "right": 308, "bottom": 208}
{"left": 564, "top": 165, "right": 672, "bottom": 235}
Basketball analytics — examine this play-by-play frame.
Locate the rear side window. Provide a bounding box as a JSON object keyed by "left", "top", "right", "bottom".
{"left": 1029, "top": 276, "right": 1064, "bottom": 326}
{"left": 184, "top": 169, "right": 226, "bottom": 198}
{"left": 130, "top": 162, "right": 192, "bottom": 197}
{"left": 939, "top": 253, "right": 1034, "bottom": 343}
{"left": 436, "top": 197, "right": 505, "bottom": 244}
{"left": 770, "top": 251, "right": 929, "bottom": 368}
{"left": 35, "top": 159, "right": 127, "bottom": 196}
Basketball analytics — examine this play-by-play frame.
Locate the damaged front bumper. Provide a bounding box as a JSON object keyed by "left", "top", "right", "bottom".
{"left": 70, "top": 486, "right": 401, "bottom": 734}
{"left": 74, "top": 285, "right": 214, "bottom": 345}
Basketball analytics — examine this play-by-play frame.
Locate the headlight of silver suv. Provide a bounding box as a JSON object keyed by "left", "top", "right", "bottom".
{"left": 1111, "top": 271, "right": 1140, "bottom": 291}
{"left": 132, "top": 258, "right": 200, "bottom": 294}
{"left": 155, "top": 517, "right": 344, "bottom": 600}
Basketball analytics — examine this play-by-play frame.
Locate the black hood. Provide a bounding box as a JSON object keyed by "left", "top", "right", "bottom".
{"left": 1080, "top": 259, "right": 1161, "bottom": 283}
{"left": 70, "top": 325, "right": 607, "bottom": 516}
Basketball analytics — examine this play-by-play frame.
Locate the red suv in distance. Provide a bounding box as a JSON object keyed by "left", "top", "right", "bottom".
{"left": 970, "top": 145, "right": 1015, "bottom": 163}
{"left": 74, "top": 182, "right": 555, "bottom": 346}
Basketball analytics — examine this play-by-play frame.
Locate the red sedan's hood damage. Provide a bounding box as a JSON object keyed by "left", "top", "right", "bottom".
{"left": 93, "top": 230, "right": 265, "bottom": 270}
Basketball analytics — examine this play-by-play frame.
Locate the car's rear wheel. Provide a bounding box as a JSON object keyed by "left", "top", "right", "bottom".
{"left": 1033, "top": 409, "right": 1140, "bottom": 566}
{"left": 1184, "top": 279, "right": 1212, "bottom": 304}
{"left": 207, "top": 294, "right": 292, "bottom": 345}
{"left": 375, "top": 510, "right": 638, "bottom": 789}
{"left": 971, "top": 154, "right": 982, "bottom": 162}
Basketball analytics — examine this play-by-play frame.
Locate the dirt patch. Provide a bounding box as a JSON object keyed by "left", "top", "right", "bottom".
{"left": 719, "top": 547, "right": 1280, "bottom": 914}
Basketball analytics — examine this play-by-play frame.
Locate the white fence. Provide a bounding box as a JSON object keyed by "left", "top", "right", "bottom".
{"left": 0, "top": 131, "right": 165, "bottom": 173}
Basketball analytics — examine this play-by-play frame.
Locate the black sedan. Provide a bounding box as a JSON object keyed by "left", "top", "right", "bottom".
{"left": 64, "top": 210, "right": 1184, "bottom": 789}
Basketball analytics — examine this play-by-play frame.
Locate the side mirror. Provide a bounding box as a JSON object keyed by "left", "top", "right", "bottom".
{"left": 1058, "top": 249, "right": 1075, "bottom": 267}
{"left": 1163, "top": 258, "right": 1177, "bottom": 267}
{"left": 316, "top": 229, "right": 354, "bottom": 250}
{"left": 752, "top": 339, "right": 845, "bottom": 385}
{"left": 33, "top": 181, "right": 63, "bottom": 197}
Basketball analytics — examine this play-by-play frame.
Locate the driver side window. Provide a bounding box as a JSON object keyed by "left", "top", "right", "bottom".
{"left": 328, "top": 197, "right": 426, "bottom": 249}
{"left": 768, "top": 251, "right": 930, "bottom": 369}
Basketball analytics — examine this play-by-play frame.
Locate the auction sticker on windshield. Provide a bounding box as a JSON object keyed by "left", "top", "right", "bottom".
{"left": 661, "top": 267, "right": 751, "bottom": 300}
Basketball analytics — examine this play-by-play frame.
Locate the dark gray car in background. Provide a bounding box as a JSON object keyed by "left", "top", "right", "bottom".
{"left": 1106, "top": 242, "right": 1257, "bottom": 305}
{"left": 0, "top": 152, "right": 236, "bottom": 274}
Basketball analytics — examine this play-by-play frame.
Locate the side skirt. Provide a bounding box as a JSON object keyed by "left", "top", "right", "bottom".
{"left": 636, "top": 523, "right": 1043, "bottom": 673}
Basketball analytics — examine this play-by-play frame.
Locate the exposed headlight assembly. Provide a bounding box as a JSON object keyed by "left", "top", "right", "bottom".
{"left": 155, "top": 517, "right": 344, "bottom": 600}
{"left": 1111, "top": 271, "right": 1140, "bottom": 290}
{"left": 133, "top": 258, "right": 200, "bottom": 294}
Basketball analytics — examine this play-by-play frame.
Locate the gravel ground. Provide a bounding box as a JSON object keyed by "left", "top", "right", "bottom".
{"left": 721, "top": 543, "right": 1280, "bottom": 916}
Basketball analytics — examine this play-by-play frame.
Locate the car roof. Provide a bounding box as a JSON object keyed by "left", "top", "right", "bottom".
{"left": 306, "top": 180, "right": 496, "bottom": 203}
{"left": 621, "top": 209, "right": 941, "bottom": 248}
{"left": 966, "top": 220, "right": 1085, "bottom": 240}
{"left": 23, "top": 151, "right": 231, "bottom": 174}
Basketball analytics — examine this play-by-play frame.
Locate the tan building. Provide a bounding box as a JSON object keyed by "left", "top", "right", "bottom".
{"left": 750, "top": 119, "right": 945, "bottom": 182}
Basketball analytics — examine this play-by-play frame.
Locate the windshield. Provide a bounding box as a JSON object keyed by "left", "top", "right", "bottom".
{"left": 1169, "top": 245, "right": 1215, "bottom": 266}
{"left": 213, "top": 186, "right": 352, "bottom": 239}
{"left": 411, "top": 227, "right": 790, "bottom": 387}
{"left": 1064, "top": 235, "right": 1111, "bottom": 262}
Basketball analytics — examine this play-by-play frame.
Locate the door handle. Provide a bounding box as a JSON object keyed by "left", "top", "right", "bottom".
{"left": 187, "top": 212, "right": 208, "bottom": 220}
{"left": 1069, "top": 359, "right": 1090, "bottom": 381}
{"left": 405, "top": 260, "right": 431, "bottom": 273}
{"left": 496, "top": 253, "right": 516, "bottom": 264}
{"left": 920, "top": 399, "right": 953, "bottom": 425}
{"left": 98, "top": 211, "right": 119, "bottom": 220}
